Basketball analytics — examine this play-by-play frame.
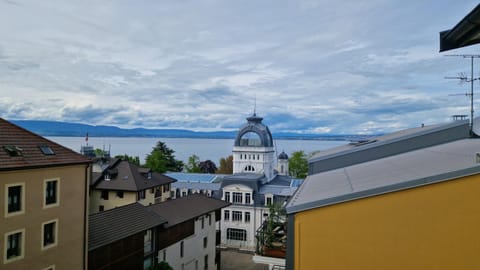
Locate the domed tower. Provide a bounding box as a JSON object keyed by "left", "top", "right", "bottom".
{"left": 277, "top": 151, "right": 289, "bottom": 176}
{"left": 233, "top": 113, "right": 275, "bottom": 180}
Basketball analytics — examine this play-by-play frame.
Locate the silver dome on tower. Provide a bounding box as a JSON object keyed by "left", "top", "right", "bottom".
{"left": 234, "top": 113, "right": 273, "bottom": 147}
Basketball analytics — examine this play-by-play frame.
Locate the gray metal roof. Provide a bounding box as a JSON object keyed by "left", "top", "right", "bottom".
{"left": 172, "top": 181, "right": 221, "bottom": 191}
{"left": 88, "top": 203, "right": 167, "bottom": 250}
{"left": 147, "top": 194, "right": 230, "bottom": 227}
{"left": 286, "top": 138, "right": 480, "bottom": 214}
{"left": 234, "top": 114, "right": 273, "bottom": 147}
{"left": 439, "top": 4, "right": 480, "bottom": 52}
{"left": 165, "top": 172, "right": 221, "bottom": 183}
{"left": 308, "top": 120, "right": 470, "bottom": 175}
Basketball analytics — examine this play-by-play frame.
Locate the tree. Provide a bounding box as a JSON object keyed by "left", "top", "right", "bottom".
{"left": 115, "top": 154, "right": 141, "bottom": 166}
{"left": 145, "top": 141, "right": 184, "bottom": 173}
{"left": 199, "top": 160, "right": 217, "bottom": 173}
{"left": 185, "top": 154, "right": 201, "bottom": 173}
{"left": 289, "top": 150, "right": 308, "bottom": 179}
{"left": 217, "top": 155, "right": 233, "bottom": 174}
{"left": 94, "top": 148, "right": 105, "bottom": 157}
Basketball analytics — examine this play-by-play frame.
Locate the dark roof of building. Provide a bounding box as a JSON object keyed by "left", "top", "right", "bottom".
{"left": 286, "top": 138, "right": 480, "bottom": 214}
{"left": 221, "top": 173, "right": 264, "bottom": 192}
{"left": 92, "top": 159, "right": 176, "bottom": 191}
{"left": 88, "top": 202, "right": 167, "bottom": 250}
{"left": 0, "top": 118, "right": 90, "bottom": 171}
{"left": 308, "top": 120, "right": 470, "bottom": 175}
{"left": 278, "top": 151, "right": 289, "bottom": 160}
{"left": 147, "top": 194, "right": 230, "bottom": 227}
{"left": 234, "top": 114, "right": 273, "bottom": 147}
{"left": 440, "top": 4, "right": 480, "bottom": 52}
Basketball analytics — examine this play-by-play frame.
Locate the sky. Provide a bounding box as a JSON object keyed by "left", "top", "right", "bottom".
{"left": 1, "top": 0, "right": 480, "bottom": 135}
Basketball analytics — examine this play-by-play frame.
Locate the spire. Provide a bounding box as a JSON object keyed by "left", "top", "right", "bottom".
{"left": 253, "top": 94, "right": 257, "bottom": 116}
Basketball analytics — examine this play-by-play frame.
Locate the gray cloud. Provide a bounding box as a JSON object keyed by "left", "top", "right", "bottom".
{"left": 0, "top": 1, "right": 479, "bottom": 134}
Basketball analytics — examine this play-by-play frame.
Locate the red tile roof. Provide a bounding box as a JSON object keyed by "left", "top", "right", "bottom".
{"left": 0, "top": 118, "right": 91, "bottom": 170}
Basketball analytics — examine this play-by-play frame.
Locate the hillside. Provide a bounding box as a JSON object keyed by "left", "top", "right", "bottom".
{"left": 10, "top": 120, "right": 368, "bottom": 141}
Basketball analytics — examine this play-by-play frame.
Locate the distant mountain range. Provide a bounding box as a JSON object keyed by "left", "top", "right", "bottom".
{"left": 11, "top": 120, "right": 373, "bottom": 141}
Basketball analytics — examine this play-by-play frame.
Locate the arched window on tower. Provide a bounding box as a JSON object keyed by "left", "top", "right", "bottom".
{"left": 239, "top": 132, "right": 262, "bottom": 146}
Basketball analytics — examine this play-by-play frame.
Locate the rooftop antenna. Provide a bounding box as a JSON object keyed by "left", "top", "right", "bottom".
{"left": 253, "top": 94, "right": 257, "bottom": 116}
{"left": 445, "top": 54, "right": 480, "bottom": 135}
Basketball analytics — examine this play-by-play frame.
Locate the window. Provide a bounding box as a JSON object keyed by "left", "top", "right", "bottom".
{"left": 101, "top": 190, "right": 109, "bottom": 200}
{"left": 162, "top": 249, "right": 166, "bottom": 261}
{"left": 245, "top": 193, "right": 251, "bottom": 204}
{"left": 232, "top": 192, "right": 242, "bottom": 204}
{"left": 39, "top": 145, "right": 55, "bottom": 155}
{"left": 163, "top": 184, "right": 170, "bottom": 192}
{"left": 203, "top": 236, "right": 208, "bottom": 248}
{"left": 44, "top": 179, "right": 59, "bottom": 207}
{"left": 42, "top": 219, "right": 58, "bottom": 249}
{"left": 224, "top": 191, "right": 230, "bottom": 202}
{"left": 201, "top": 217, "right": 204, "bottom": 229}
{"left": 116, "top": 191, "right": 124, "bottom": 198}
{"left": 138, "top": 190, "right": 146, "bottom": 200}
{"left": 208, "top": 214, "right": 212, "bottom": 226}
{"left": 226, "top": 228, "right": 247, "bottom": 241}
{"left": 266, "top": 196, "right": 272, "bottom": 206}
{"left": 224, "top": 210, "right": 230, "bottom": 221}
{"left": 245, "top": 212, "right": 251, "bottom": 223}
{"left": 204, "top": 255, "right": 208, "bottom": 270}
{"left": 5, "top": 229, "right": 24, "bottom": 263}
{"left": 232, "top": 211, "right": 242, "bottom": 222}
{"left": 6, "top": 184, "right": 24, "bottom": 216}
{"left": 99, "top": 205, "right": 104, "bottom": 212}
{"left": 180, "top": 241, "right": 184, "bottom": 257}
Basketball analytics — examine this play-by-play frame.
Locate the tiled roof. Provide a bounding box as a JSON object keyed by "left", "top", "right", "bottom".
{"left": 0, "top": 118, "right": 90, "bottom": 170}
{"left": 88, "top": 202, "right": 167, "bottom": 250}
{"left": 147, "top": 194, "right": 230, "bottom": 227}
{"left": 93, "top": 159, "right": 177, "bottom": 191}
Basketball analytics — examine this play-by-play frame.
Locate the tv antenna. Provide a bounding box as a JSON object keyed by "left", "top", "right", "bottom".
{"left": 445, "top": 54, "right": 480, "bottom": 134}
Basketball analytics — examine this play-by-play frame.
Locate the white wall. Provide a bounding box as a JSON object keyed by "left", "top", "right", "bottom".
{"left": 159, "top": 211, "right": 218, "bottom": 270}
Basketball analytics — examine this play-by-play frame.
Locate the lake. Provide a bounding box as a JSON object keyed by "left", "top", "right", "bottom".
{"left": 47, "top": 136, "right": 347, "bottom": 164}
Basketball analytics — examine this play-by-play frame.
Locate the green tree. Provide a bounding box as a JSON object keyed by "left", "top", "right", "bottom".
{"left": 115, "top": 154, "right": 141, "bottom": 166}
{"left": 289, "top": 150, "right": 308, "bottom": 179}
{"left": 94, "top": 148, "right": 105, "bottom": 157}
{"left": 148, "top": 261, "right": 173, "bottom": 270}
{"left": 145, "top": 141, "right": 184, "bottom": 173}
{"left": 199, "top": 160, "right": 217, "bottom": 173}
{"left": 185, "top": 154, "right": 201, "bottom": 173}
{"left": 217, "top": 155, "right": 233, "bottom": 174}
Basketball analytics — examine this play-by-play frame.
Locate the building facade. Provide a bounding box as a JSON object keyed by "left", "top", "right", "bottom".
{"left": 0, "top": 118, "right": 91, "bottom": 270}
{"left": 286, "top": 120, "right": 480, "bottom": 270}
{"left": 89, "top": 158, "right": 176, "bottom": 213}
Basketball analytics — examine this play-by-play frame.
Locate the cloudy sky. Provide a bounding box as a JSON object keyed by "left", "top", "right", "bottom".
{"left": 1, "top": 0, "right": 479, "bottom": 134}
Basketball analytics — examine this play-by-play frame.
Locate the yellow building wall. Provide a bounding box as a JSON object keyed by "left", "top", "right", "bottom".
{"left": 89, "top": 190, "right": 137, "bottom": 213}
{"left": 294, "top": 174, "right": 480, "bottom": 270}
{"left": 0, "top": 165, "right": 88, "bottom": 270}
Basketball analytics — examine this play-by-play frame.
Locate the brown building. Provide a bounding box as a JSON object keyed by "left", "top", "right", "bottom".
{"left": 88, "top": 195, "right": 230, "bottom": 270}
{"left": 0, "top": 118, "right": 91, "bottom": 270}
{"left": 89, "top": 158, "right": 176, "bottom": 213}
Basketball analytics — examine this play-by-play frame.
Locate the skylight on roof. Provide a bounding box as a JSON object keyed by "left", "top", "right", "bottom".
{"left": 3, "top": 145, "right": 23, "bottom": 157}
{"left": 39, "top": 145, "right": 55, "bottom": 155}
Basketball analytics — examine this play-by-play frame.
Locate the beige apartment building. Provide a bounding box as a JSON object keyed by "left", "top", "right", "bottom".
{"left": 89, "top": 158, "right": 176, "bottom": 213}
{"left": 0, "top": 118, "right": 91, "bottom": 270}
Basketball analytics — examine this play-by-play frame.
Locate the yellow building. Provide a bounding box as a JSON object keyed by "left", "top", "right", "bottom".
{"left": 0, "top": 118, "right": 91, "bottom": 270}
{"left": 286, "top": 121, "right": 480, "bottom": 270}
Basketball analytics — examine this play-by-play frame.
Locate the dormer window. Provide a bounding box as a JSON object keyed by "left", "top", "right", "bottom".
{"left": 147, "top": 172, "right": 152, "bottom": 179}
{"left": 104, "top": 174, "right": 111, "bottom": 181}
{"left": 39, "top": 145, "right": 55, "bottom": 155}
{"left": 3, "top": 145, "right": 23, "bottom": 157}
